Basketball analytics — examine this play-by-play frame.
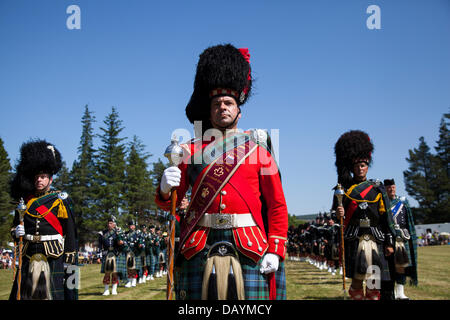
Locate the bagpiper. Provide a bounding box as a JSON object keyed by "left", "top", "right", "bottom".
{"left": 155, "top": 44, "right": 288, "bottom": 300}
{"left": 9, "top": 140, "right": 78, "bottom": 300}
{"left": 333, "top": 130, "right": 396, "bottom": 300}
{"left": 124, "top": 220, "right": 144, "bottom": 287}
{"left": 384, "top": 179, "right": 418, "bottom": 299}
{"left": 98, "top": 216, "right": 121, "bottom": 295}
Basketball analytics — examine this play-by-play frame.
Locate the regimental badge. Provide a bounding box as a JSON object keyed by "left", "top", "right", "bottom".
{"left": 213, "top": 166, "right": 224, "bottom": 177}
{"left": 201, "top": 187, "right": 210, "bottom": 198}
{"left": 58, "top": 192, "right": 68, "bottom": 200}
{"left": 359, "top": 202, "right": 369, "bottom": 210}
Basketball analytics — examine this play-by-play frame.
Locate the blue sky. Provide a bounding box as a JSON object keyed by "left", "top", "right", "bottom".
{"left": 1, "top": 0, "right": 449, "bottom": 215}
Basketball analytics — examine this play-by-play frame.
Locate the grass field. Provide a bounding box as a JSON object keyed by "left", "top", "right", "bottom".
{"left": 1, "top": 245, "right": 449, "bottom": 300}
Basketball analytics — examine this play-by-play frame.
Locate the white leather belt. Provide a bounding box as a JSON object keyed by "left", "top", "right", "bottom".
{"left": 197, "top": 213, "right": 256, "bottom": 229}
{"left": 25, "top": 234, "right": 63, "bottom": 242}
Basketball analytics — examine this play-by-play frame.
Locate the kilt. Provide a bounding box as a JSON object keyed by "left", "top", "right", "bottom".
{"left": 344, "top": 237, "right": 391, "bottom": 282}
{"left": 175, "top": 229, "right": 286, "bottom": 300}
{"left": 10, "top": 254, "right": 65, "bottom": 300}
{"left": 116, "top": 251, "right": 128, "bottom": 280}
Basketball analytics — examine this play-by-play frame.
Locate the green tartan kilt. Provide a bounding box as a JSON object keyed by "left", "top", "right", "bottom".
{"left": 116, "top": 252, "right": 128, "bottom": 280}
{"left": 145, "top": 254, "right": 153, "bottom": 266}
{"left": 175, "top": 229, "right": 286, "bottom": 300}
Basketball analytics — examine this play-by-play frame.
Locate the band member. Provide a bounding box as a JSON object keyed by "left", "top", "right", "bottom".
{"left": 98, "top": 216, "right": 121, "bottom": 295}
{"left": 156, "top": 44, "right": 288, "bottom": 300}
{"left": 9, "top": 140, "right": 78, "bottom": 300}
{"left": 124, "top": 220, "right": 144, "bottom": 287}
{"left": 384, "top": 179, "right": 418, "bottom": 300}
{"left": 333, "top": 130, "right": 396, "bottom": 300}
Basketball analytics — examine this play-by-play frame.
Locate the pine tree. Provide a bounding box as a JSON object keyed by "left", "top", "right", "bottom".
{"left": 434, "top": 113, "right": 450, "bottom": 221}
{"left": 124, "top": 135, "right": 155, "bottom": 225}
{"left": 150, "top": 158, "right": 170, "bottom": 219}
{"left": 0, "top": 138, "right": 14, "bottom": 246}
{"left": 95, "top": 107, "right": 127, "bottom": 225}
{"left": 70, "top": 105, "right": 98, "bottom": 243}
{"left": 403, "top": 137, "right": 435, "bottom": 222}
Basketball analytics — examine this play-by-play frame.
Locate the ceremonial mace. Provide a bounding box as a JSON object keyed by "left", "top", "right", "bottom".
{"left": 164, "top": 136, "right": 184, "bottom": 300}
{"left": 16, "top": 198, "right": 27, "bottom": 300}
{"left": 334, "top": 184, "right": 347, "bottom": 298}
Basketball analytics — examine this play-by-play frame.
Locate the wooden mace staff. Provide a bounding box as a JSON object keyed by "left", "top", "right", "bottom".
{"left": 334, "top": 184, "right": 347, "bottom": 298}
{"left": 164, "top": 136, "right": 184, "bottom": 300}
{"left": 16, "top": 198, "right": 27, "bottom": 300}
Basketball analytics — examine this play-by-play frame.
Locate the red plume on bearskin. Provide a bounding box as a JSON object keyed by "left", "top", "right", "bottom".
{"left": 185, "top": 44, "right": 252, "bottom": 132}
{"left": 334, "top": 130, "right": 374, "bottom": 189}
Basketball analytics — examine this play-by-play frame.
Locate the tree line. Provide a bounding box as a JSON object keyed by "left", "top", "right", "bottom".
{"left": 0, "top": 109, "right": 448, "bottom": 246}
{"left": 0, "top": 105, "right": 169, "bottom": 246}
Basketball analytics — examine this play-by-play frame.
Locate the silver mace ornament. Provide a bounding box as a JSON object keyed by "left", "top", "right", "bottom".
{"left": 16, "top": 197, "right": 27, "bottom": 300}
{"left": 334, "top": 183, "right": 347, "bottom": 298}
{"left": 164, "top": 135, "right": 184, "bottom": 300}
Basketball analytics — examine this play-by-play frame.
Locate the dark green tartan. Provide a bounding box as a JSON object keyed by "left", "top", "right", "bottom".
{"left": 390, "top": 197, "right": 418, "bottom": 285}
{"left": 116, "top": 251, "right": 128, "bottom": 280}
{"left": 175, "top": 229, "right": 286, "bottom": 300}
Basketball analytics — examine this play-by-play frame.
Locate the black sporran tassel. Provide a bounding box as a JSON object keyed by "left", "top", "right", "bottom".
{"left": 395, "top": 245, "right": 409, "bottom": 265}
{"left": 227, "top": 265, "right": 238, "bottom": 300}
{"left": 21, "top": 271, "right": 33, "bottom": 300}
{"left": 31, "top": 271, "right": 48, "bottom": 300}
{"left": 127, "top": 257, "right": 133, "bottom": 268}
{"left": 356, "top": 249, "right": 368, "bottom": 274}
{"left": 207, "top": 265, "right": 218, "bottom": 300}
{"left": 371, "top": 249, "right": 382, "bottom": 269}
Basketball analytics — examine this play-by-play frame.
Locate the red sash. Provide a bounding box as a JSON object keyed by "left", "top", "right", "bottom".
{"left": 179, "top": 137, "right": 258, "bottom": 248}
{"left": 26, "top": 194, "right": 64, "bottom": 236}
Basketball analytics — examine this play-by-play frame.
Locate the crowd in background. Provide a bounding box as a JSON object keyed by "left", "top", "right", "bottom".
{"left": 418, "top": 229, "right": 449, "bottom": 246}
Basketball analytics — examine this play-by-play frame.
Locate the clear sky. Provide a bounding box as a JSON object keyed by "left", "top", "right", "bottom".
{"left": 1, "top": 0, "right": 449, "bottom": 215}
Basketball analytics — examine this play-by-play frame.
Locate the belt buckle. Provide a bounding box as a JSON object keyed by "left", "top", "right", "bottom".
{"left": 359, "top": 218, "right": 370, "bottom": 228}
{"left": 32, "top": 235, "right": 41, "bottom": 242}
{"left": 214, "top": 214, "right": 232, "bottom": 229}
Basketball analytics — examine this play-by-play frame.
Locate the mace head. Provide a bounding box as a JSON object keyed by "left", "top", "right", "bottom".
{"left": 334, "top": 183, "right": 344, "bottom": 205}
{"left": 164, "top": 135, "right": 184, "bottom": 166}
{"left": 16, "top": 198, "right": 26, "bottom": 213}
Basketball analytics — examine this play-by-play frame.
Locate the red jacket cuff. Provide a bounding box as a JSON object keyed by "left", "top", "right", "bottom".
{"left": 267, "top": 235, "right": 287, "bottom": 261}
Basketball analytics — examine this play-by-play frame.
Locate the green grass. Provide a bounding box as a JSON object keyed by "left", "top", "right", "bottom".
{"left": 1, "top": 245, "right": 449, "bottom": 300}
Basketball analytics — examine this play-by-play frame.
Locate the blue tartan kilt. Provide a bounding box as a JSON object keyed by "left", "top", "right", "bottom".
{"left": 175, "top": 229, "right": 286, "bottom": 300}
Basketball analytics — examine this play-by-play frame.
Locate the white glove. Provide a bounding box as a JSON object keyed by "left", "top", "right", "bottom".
{"left": 15, "top": 225, "right": 25, "bottom": 238}
{"left": 260, "top": 253, "right": 280, "bottom": 274}
{"left": 160, "top": 166, "right": 181, "bottom": 194}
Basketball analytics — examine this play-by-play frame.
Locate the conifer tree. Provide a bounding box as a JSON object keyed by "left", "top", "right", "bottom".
{"left": 124, "top": 135, "right": 155, "bottom": 224}
{"left": 95, "top": 107, "right": 127, "bottom": 225}
{"left": 0, "top": 138, "right": 14, "bottom": 246}
{"left": 70, "top": 105, "right": 98, "bottom": 242}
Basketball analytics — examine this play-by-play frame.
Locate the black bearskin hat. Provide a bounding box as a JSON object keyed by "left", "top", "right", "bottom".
{"left": 384, "top": 179, "right": 395, "bottom": 186}
{"left": 185, "top": 44, "right": 252, "bottom": 131}
{"left": 334, "top": 130, "right": 374, "bottom": 189}
{"left": 10, "top": 139, "right": 62, "bottom": 200}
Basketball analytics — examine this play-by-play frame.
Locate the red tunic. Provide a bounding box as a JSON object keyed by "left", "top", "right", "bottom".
{"left": 155, "top": 135, "right": 288, "bottom": 263}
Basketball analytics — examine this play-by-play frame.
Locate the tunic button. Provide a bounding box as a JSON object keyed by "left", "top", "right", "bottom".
{"left": 258, "top": 247, "right": 263, "bottom": 252}
{"left": 220, "top": 204, "right": 226, "bottom": 210}
{"left": 221, "top": 190, "right": 227, "bottom": 196}
{"left": 263, "top": 239, "right": 267, "bottom": 244}
{"left": 190, "top": 239, "right": 195, "bottom": 244}
{"left": 247, "top": 241, "right": 253, "bottom": 247}
{"left": 274, "top": 239, "right": 279, "bottom": 244}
